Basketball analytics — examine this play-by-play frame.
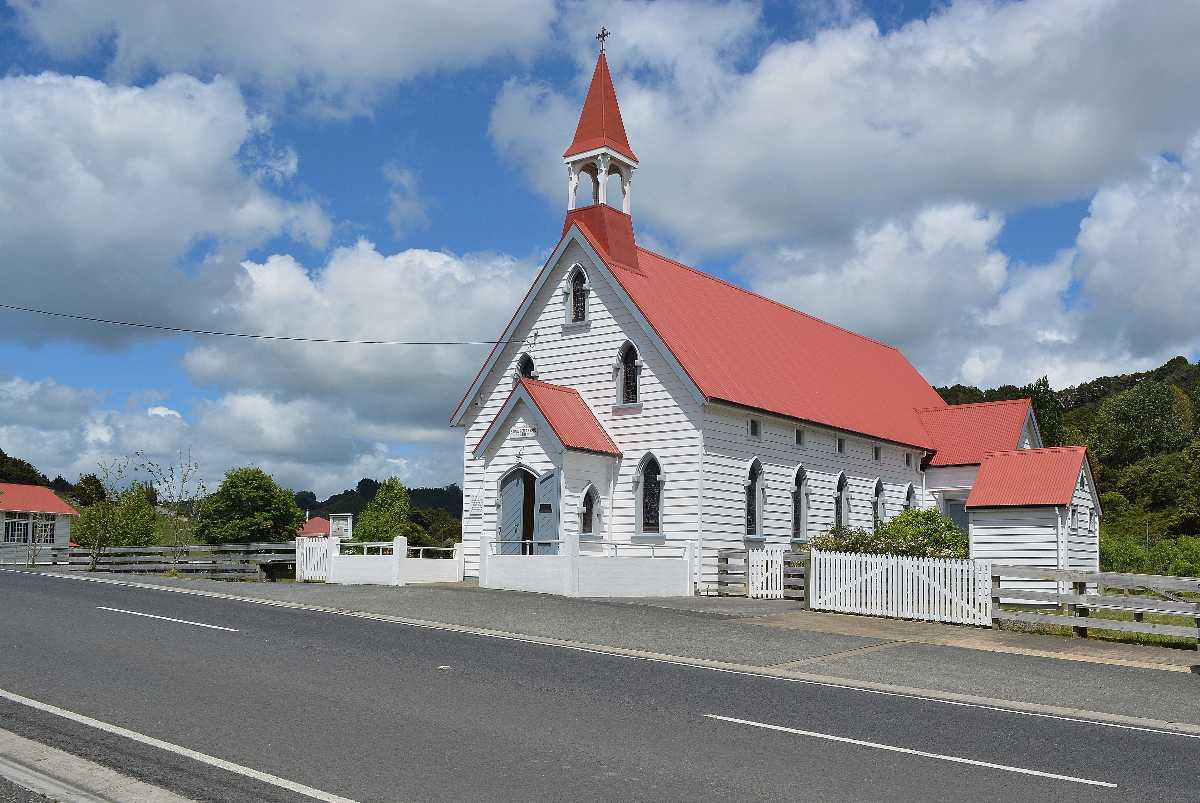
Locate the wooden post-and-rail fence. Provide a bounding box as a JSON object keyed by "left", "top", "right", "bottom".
{"left": 64, "top": 543, "right": 297, "bottom": 580}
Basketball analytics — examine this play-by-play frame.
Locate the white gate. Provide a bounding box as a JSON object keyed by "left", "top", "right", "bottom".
{"left": 296, "top": 537, "right": 331, "bottom": 582}
{"left": 809, "top": 550, "right": 992, "bottom": 625}
{"left": 747, "top": 546, "right": 785, "bottom": 599}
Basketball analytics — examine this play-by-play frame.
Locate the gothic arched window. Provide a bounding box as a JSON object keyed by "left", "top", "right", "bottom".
{"left": 618, "top": 343, "right": 640, "bottom": 405}
{"left": 570, "top": 268, "right": 588, "bottom": 323}
{"left": 834, "top": 474, "right": 848, "bottom": 530}
{"left": 517, "top": 354, "right": 536, "bottom": 379}
{"left": 640, "top": 456, "right": 661, "bottom": 534}
{"left": 581, "top": 486, "right": 597, "bottom": 536}
{"left": 873, "top": 480, "right": 886, "bottom": 531}
{"left": 793, "top": 467, "right": 809, "bottom": 541}
{"left": 904, "top": 484, "right": 917, "bottom": 511}
{"left": 745, "top": 460, "right": 763, "bottom": 536}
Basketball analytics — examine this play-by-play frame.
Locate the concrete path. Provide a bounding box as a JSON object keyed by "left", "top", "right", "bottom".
{"left": 16, "top": 569, "right": 1199, "bottom": 732}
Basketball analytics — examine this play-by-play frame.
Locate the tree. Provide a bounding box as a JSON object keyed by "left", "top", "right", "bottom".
{"left": 1022, "top": 376, "right": 1064, "bottom": 447}
{"left": 0, "top": 449, "right": 49, "bottom": 486}
{"left": 355, "top": 478, "right": 381, "bottom": 502}
{"left": 49, "top": 475, "right": 72, "bottom": 493}
{"left": 144, "top": 449, "right": 206, "bottom": 566}
{"left": 294, "top": 490, "right": 317, "bottom": 511}
{"left": 354, "top": 477, "right": 413, "bottom": 542}
{"left": 194, "top": 467, "right": 303, "bottom": 544}
{"left": 71, "top": 456, "right": 135, "bottom": 570}
{"left": 1089, "top": 381, "right": 1195, "bottom": 469}
{"left": 74, "top": 474, "right": 107, "bottom": 507}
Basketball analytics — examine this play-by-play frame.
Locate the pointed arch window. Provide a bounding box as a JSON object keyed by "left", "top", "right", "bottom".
{"left": 640, "top": 456, "right": 661, "bottom": 534}
{"left": 834, "top": 474, "right": 849, "bottom": 530}
{"left": 792, "top": 467, "right": 809, "bottom": 541}
{"left": 745, "top": 459, "right": 763, "bottom": 536}
{"left": 617, "top": 343, "right": 640, "bottom": 405}
{"left": 517, "top": 354, "right": 536, "bottom": 379}
{"left": 581, "top": 485, "right": 598, "bottom": 538}
{"left": 569, "top": 268, "right": 588, "bottom": 323}
{"left": 904, "top": 484, "right": 917, "bottom": 511}
{"left": 873, "top": 480, "right": 886, "bottom": 531}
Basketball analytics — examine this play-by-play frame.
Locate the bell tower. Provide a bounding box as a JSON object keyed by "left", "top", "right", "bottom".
{"left": 564, "top": 30, "right": 639, "bottom": 214}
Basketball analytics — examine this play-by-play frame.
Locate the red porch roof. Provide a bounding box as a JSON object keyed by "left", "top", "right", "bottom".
{"left": 297, "top": 516, "right": 330, "bottom": 537}
{"left": 966, "top": 447, "right": 1088, "bottom": 508}
{"left": 917, "top": 399, "right": 1033, "bottom": 467}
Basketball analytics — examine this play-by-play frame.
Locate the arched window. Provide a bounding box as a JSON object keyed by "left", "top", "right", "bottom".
{"left": 569, "top": 268, "right": 588, "bottom": 323}
{"left": 517, "top": 354, "right": 536, "bottom": 379}
{"left": 640, "top": 456, "right": 661, "bottom": 534}
{"left": 745, "top": 459, "right": 763, "bottom": 536}
{"left": 834, "top": 474, "right": 849, "bottom": 530}
{"left": 581, "top": 485, "right": 598, "bottom": 537}
{"left": 904, "top": 484, "right": 917, "bottom": 511}
{"left": 617, "top": 343, "right": 640, "bottom": 405}
{"left": 792, "top": 467, "right": 809, "bottom": 541}
{"left": 873, "top": 480, "right": 886, "bottom": 531}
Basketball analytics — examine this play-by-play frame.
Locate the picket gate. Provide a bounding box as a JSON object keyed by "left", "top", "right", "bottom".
{"left": 809, "top": 550, "right": 992, "bottom": 625}
{"left": 296, "top": 537, "right": 331, "bottom": 582}
{"left": 747, "top": 546, "right": 786, "bottom": 599}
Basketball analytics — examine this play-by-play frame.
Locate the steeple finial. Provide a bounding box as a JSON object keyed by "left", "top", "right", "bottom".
{"left": 596, "top": 27, "right": 610, "bottom": 52}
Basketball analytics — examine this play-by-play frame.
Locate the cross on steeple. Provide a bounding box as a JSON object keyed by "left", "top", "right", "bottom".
{"left": 596, "top": 27, "right": 610, "bottom": 51}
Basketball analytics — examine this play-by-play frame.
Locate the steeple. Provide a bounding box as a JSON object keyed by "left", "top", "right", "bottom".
{"left": 564, "top": 40, "right": 638, "bottom": 214}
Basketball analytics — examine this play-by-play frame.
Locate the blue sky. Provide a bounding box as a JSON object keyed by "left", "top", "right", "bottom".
{"left": 2, "top": 0, "right": 1199, "bottom": 495}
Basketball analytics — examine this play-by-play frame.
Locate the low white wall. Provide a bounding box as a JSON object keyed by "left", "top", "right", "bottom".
{"left": 479, "top": 534, "right": 695, "bottom": 597}
{"left": 402, "top": 546, "right": 465, "bottom": 584}
{"left": 322, "top": 538, "right": 466, "bottom": 586}
{"left": 327, "top": 553, "right": 399, "bottom": 586}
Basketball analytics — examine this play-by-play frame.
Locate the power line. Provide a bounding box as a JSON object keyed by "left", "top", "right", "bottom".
{"left": 0, "top": 303, "right": 509, "bottom": 346}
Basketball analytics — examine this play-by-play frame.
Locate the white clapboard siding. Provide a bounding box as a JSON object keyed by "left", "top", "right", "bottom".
{"left": 810, "top": 550, "right": 992, "bottom": 625}
{"left": 969, "top": 506, "right": 1060, "bottom": 595}
{"left": 458, "top": 237, "right": 703, "bottom": 577}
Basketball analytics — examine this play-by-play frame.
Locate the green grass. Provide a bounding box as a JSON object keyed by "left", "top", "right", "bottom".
{"left": 996, "top": 602, "right": 1199, "bottom": 650}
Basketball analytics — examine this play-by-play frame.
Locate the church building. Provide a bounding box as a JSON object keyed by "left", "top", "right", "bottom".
{"left": 452, "top": 48, "right": 1100, "bottom": 592}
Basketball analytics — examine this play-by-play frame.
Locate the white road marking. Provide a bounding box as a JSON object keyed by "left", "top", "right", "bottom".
{"left": 706, "top": 714, "right": 1118, "bottom": 788}
{"left": 0, "top": 687, "right": 357, "bottom": 803}
{"left": 96, "top": 606, "right": 239, "bottom": 632}
{"left": 7, "top": 568, "right": 1200, "bottom": 741}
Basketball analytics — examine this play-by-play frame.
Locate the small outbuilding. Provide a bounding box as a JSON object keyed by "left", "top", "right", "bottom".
{"left": 966, "top": 447, "right": 1099, "bottom": 592}
{"left": 1, "top": 482, "right": 78, "bottom": 554}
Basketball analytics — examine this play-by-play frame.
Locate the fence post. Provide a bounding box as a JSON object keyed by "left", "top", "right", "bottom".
{"left": 1071, "top": 579, "right": 1088, "bottom": 638}
{"left": 391, "top": 536, "right": 407, "bottom": 586}
{"left": 479, "top": 534, "right": 491, "bottom": 587}
{"left": 453, "top": 542, "right": 464, "bottom": 582}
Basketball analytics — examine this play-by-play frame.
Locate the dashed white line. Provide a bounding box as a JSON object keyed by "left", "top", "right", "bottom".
{"left": 0, "top": 687, "right": 357, "bottom": 803}
{"left": 96, "top": 606, "right": 239, "bottom": 632}
{"left": 706, "top": 714, "right": 1118, "bottom": 788}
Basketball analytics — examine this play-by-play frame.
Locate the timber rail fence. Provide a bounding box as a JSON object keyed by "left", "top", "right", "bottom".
{"left": 990, "top": 565, "right": 1200, "bottom": 647}
{"left": 716, "top": 548, "right": 807, "bottom": 601}
{"left": 64, "top": 543, "right": 296, "bottom": 579}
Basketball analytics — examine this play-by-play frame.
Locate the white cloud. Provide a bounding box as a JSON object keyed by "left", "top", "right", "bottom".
{"left": 146, "top": 406, "right": 182, "bottom": 419}
{"left": 495, "top": 0, "right": 1200, "bottom": 253}
{"left": 0, "top": 72, "right": 330, "bottom": 347}
{"left": 11, "top": 0, "right": 558, "bottom": 116}
{"left": 383, "top": 163, "right": 430, "bottom": 240}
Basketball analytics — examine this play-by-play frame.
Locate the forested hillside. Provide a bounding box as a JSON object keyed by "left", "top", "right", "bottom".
{"left": 937, "top": 356, "right": 1200, "bottom": 575}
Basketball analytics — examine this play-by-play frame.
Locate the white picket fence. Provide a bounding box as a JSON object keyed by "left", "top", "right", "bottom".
{"left": 747, "top": 546, "right": 786, "bottom": 599}
{"left": 296, "top": 537, "right": 332, "bottom": 581}
{"left": 809, "top": 550, "right": 992, "bottom": 626}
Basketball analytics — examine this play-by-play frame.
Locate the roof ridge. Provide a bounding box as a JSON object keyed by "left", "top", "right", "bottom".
{"left": 635, "top": 246, "right": 902, "bottom": 353}
{"left": 916, "top": 398, "right": 1031, "bottom": 413}
{"left": 983, "top": 445, "right": 1086, "bottom": 457}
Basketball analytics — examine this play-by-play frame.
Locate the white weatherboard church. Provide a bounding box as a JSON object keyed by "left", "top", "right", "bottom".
{"left": 453, "top": 48, "right": 1101, "bottom": 593}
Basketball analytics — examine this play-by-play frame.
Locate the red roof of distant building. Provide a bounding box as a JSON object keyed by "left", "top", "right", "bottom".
{"left": 0, "top": 483, "right": 77, "bottom": 515}
{"left": 917, "top": 399, "right": 1033, "bottom": 467}
{"left": 563, "top": 52, "right": 638, "bottom": 163}
{"left": 566, "top": 205, "right": 945, "bottom": 449}
{"left": 521, "top": 378, "right": 622, "bottom": 456}
{"left": 297, "top": 516, "right": 330, "bottom": 537}
{"left": 966, "top": 447, "right": 1088, "bottom": 508}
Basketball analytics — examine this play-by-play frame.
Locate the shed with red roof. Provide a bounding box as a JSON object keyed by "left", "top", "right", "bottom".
{"left": 1, "top": 482, "right": 78, "bottom": 554}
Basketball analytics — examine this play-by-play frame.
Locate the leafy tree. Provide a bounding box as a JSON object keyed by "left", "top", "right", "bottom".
{"left": 354, "top": 477, "right": 414, "bottom": 542}
{"left": 144, "top": 449, "right": 206, "bottom": 564}
{"left": 49, "top": 475, "right": 72, "bottom": 493}
{"left": 71, "top": 456, "right": 136, "bottom": 568}
{"left": 0, "top": 449, "right": 49, "bottom": 486}
{"left": 294, "top": 490, "right": 318, "bottom": 511}
{"left": 1099, "top": 531, "right": 1149, "bottom": 573}
{"left": 1023, "top": 376, "right": 1064, "bottom": 447}
{"left": 355, "top": 478, "right": 381, "bottom": 502}
{"left": 195, "top": 467, "right": 303, "bottom": 544}
{"left": 1089, "top": 381, "right": 1195, "bottom": 469}
{"left": 74, "top": 474, "right": 107, "bottom": 506}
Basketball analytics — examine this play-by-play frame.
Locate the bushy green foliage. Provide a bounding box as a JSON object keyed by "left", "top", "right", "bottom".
{"left": 74, "top": 485, "right": 157, "bottom": 548}
{"left": 195, "top": 467, "right": 303, "bottom": 544}
{"left": 1089, "top": 382, "right": 1194, "bottom": 469}
{"left": 0, "top": 448, "right": 49, "bottom": 486}
{"left": 354, "top": 477, "right": 413, "bottom": 542}
{"left": 74, "top": 474, "right": 107, "bottom": 506}
{"left": 1100, "top": 531, "right": 1200, "bottom": 577}
{"left": 812, "top": 509, "right": 967, "bottom": 559}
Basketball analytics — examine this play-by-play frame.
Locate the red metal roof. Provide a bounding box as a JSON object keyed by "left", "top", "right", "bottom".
{"left": 566, "top": 205, "right": 945, "bottom": 449}
{"left": 966, "top": 447, "right": 1088, "bottom": 508}
{"left": 563, "top": 52, "right": 638, "bottom": 163}
{"left": 0, "top": 483, "right": 78, "bottom": 515}
{"left": 519, "top": 378, "right": 622, "bottom": 456}
{"left": 297, "top": 516, "right": 330, "bottom": 537}
{"left": 917, "top": 399, "right": 1032, "bottom": 467}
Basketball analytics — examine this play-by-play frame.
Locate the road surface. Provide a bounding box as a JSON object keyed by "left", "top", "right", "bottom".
{"left": 0, "top": 570, "right": 1195, "bottom": 801}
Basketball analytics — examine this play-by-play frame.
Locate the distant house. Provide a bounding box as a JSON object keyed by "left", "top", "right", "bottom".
{"left": 296, "top": 513, "right": 353, "bottom": 539}
{"left": 298, "top": 516, "right": 331, "bottom": 537}
{"left": 1, "top": 483, "right": 78, "bottom": 549}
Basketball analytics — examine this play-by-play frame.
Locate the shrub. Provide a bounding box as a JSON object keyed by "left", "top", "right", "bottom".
{"left": 354, "top": 477, "right": 413, "bottom": 542}
{"left": 73, "top": 485, "right": 157, "bottom": 548}
{"left": 195, "top": 467, "right": 303, "bottom": 544}
{"left": 812, "top": 509, "right": 967, "bottom": 559}
{"left": 1099, "top": 531, "right": 1149, "bottom": 573}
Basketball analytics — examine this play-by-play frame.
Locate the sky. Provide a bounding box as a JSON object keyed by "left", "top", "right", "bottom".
{"left": 3, "top": 0, "right": 1200, "bottom": 497}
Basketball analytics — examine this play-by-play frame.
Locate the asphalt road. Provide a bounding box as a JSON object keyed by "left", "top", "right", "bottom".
{"left": 0, "top": 571, "right": 1196, "bottom": 802}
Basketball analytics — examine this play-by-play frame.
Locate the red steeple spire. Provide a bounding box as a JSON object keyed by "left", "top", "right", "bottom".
{"left": 563, "top": 52, "right": 638, "bottom": 164}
